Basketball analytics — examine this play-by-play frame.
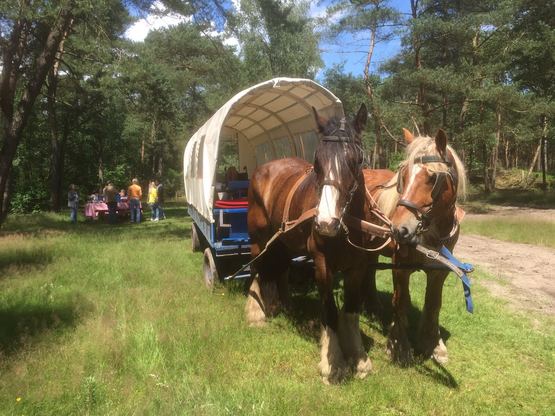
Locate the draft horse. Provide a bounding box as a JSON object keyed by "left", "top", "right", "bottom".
{"left": 245, "top": 104, "right": 374, "bottom": 383}
{"left": 363, "top": 128, "right": 467, "bottom": 365}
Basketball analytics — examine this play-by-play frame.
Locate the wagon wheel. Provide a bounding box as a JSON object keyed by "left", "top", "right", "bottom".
{"left": 191, "top": 223, "right": 202, "bottom": 252}
{"left": 203, "top": 248, "right": 219, "bottom": 290}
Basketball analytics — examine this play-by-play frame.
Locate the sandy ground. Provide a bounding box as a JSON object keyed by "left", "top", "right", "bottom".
{"left": 455, "top": 207, "right": 555, "bottom": 316}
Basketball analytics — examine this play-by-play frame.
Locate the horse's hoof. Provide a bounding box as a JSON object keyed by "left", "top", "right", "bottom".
{"left": 319, "top": 326, "right": 348, "bottom": 384}
{"left": 319, "top": 362, "right": 348, "bottom": 385}
{"left": 386, "top": 337, "right": 413, "bottom": 366}
{"left": 432, "top": 339, "right": 449, "bottom": 365}
{"left": 355, "top": 356, "right": 373, "bottom": 379}
{"left": 245, "top": 294, "right": 266, "bottom": 327}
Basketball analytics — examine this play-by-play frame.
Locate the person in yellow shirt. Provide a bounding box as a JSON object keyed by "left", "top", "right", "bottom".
{"left": 128, "top": 178, "right": 142, "bottom": 223}
{"left": 147, "top": 180, "right": 159, "bottom": 221}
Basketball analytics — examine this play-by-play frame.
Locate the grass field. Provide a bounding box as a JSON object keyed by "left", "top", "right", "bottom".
{"left": 461, "top": 216, "right": 555, "bottom": 249}
{"left": 1, "top": 205, "right": 554, "bottom": 415}
{"left": 465, "top": 188, "right": 555, "bottom": 210}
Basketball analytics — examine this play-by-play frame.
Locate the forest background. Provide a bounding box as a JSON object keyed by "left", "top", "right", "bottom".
{"left": 0, "top": 0, "right": 553, "bottom": 225}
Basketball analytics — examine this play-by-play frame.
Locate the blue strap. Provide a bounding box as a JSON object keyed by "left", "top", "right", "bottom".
{"left": 439, "top": 246, "right": 474, "bottom": 313}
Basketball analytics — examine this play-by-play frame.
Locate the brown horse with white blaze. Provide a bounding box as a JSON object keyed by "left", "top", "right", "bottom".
{"left": 245, "top": 104, "right": 375, "bottom": 383}
{"left": 363, "top": 128, "right": 467, "bottom": 365}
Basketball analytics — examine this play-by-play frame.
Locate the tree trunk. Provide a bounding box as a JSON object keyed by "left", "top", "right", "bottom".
{"left": 540, "top": 114, "right": 548, "bottom": 190}
{"left": 0, "top": 8, "right": 74, "bottom": 225}
{"left": 363, "top": 20, "right": 386, "bottom": 168}
{"left": 483, "top": 142, "right": 492, "bottom": 193}
{"left": 525, "top": 139, "right": 542, "bottom": 187}
{"left": 488, "top": 103, "right": 502, "bottom": 191}
{"left": 48, "top": 22, "right": 71, "bottom": 211}
{"left": 410, "top": 0, "right": 429, "bottom": 133}
{"left": 504, "top": 135, "right": 510, "bottom": 169}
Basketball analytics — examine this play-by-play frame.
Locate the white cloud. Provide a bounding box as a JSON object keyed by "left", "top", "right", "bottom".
{"left": 124, "top": 1, "right": 191, "bottom": 42}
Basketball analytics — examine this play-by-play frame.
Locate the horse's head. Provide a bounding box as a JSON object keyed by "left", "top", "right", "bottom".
{"left": 390, "top": 128, "right": 465, "bottom": 245}
{"left": 312, "top": 104, "right": 367, "bottom": 237}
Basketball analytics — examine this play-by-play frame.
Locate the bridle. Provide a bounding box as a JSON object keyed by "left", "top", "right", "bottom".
{"left": 396, "top": 154, "right": 457, "bottom": 235}
{"left": 317, "top": 117, "right": 364, "bottom": 222}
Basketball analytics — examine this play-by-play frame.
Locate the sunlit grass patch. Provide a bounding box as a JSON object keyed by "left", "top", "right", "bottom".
{"left": 462, "top": 216, "right": 555, "bottom": 248}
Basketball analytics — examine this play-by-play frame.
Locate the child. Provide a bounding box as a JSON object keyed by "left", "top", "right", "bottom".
{"left": 68, "top": 184, "right": 79, "bottom": 224}
{"left": 147, "top": 180, "right": 159, "bottom": 221}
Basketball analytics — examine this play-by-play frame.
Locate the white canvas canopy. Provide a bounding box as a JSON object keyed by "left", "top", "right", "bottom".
{"left": 183, "top": 77, "right": 344, "bottom": 223}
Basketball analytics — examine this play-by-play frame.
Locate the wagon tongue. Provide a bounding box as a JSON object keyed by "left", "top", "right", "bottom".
{"left": 415, "top": 244, "right": 474, "bottom": 313}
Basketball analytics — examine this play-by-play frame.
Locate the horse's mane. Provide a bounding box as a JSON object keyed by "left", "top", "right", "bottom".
{"left": 313, "top": 116, "right": 363, "bottom": 185}
{"left": 377, "top": 135, "right": 467, "bottom": 217}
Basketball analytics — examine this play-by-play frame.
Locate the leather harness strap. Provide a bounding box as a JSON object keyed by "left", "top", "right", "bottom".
{"left": 343, "top": 214, "right": 391, "bottom": 239}
{"left": 282, "top": 168, "right": 313, "bottom": 226}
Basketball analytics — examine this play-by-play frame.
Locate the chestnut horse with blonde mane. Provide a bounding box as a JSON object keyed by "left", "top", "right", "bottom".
{"left": 245, "top": 105, "right": 376, "bottom": 383}
{"left": 363, "top": 128, "right": 467, "bottom": 364}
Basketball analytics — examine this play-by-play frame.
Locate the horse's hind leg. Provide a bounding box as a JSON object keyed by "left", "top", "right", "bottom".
{"left": 245, "top": 241, "right": 289, "bottom": 326}
{"left": 387, "top": 269, "right": 413, "bottom": 365}
{"left": 418, "top": 270, "right": 449, "bottom": 364}
{"left": 340, "top": 260, "right": 373, "bottom": 379}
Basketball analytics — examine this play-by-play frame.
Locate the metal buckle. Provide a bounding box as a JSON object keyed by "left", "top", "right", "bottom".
{"left": 425, "top": 249, "right": 440, "bottom": 260}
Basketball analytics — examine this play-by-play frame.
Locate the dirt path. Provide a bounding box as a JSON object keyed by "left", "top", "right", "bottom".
{"left": 455, "top": 207, "right": 555, "bottom": 316}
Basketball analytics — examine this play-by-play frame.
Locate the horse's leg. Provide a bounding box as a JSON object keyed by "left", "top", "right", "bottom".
{"left": 314, "top": 252, "right": 347, "bottom": 384}
{"left": 386, "top": 269, "right": 413, "bottom": 365}
{"left": 418, "top": 270, "right": 449, "bottom": 364}
{"left": 245, "top": 241, "right": 288, "bottom": 326}
{"left": 339, "top": 258, "right": 373, "bottom": 379}
{"left": 363, "top": 254, "right": 382, "bottom": 319}
{"left": 245, "top": 242, "right": 268, "bottom": 326}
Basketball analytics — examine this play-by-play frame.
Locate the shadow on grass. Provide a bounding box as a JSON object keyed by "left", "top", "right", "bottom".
{"left": 2, "top": 204, "right": 190, "bottom": 240}
{"left": 0, "top": 247, "right": 54, "bottom": 276}
{"left": 0, "top": 296, "right": 90, "bottom": 356}
{"left": 415, "top": 360, "right": 459, "bottom": 389}
{"left": 368, "top": 289, "right": 457, "bottom": 388}
{"left": 368, "top": 289, "right": 451, "bottom": 342}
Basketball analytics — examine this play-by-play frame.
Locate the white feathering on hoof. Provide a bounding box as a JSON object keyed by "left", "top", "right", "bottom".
{"left": 433, "top": 339, "right": 449, "bottom": 365}
{"left": 337, "top": 311, "right": 373, "bottom": 379}
{"left": 245, "top": 277, "right": 266, "bottom": 327}
{"left": 319, "top": 326, "right": 348, "bottom": 384}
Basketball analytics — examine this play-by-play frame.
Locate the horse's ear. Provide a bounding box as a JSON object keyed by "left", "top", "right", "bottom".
{"left": 354, "top": 103, "right": 368, "bottom": 133}
{"left": 402, "top": 128, "right": 414, "bottom": 144}
{"left": 312, "top": 106, "right": 327, "bottom": 134}
{"left": 435, "top": 129, "right": 448, "bottom": 154}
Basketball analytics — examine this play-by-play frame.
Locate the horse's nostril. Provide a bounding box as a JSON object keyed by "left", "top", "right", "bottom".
{"left": 394, "top": 226, "right": 414, "bottom": 243}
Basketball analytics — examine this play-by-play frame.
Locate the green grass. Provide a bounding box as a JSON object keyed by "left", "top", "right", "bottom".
{"left": 461, "top": 217, "right": 555, "bottom": 249}
{"left": 1, "top": 205, "right": 554, "bottom": 415}
{"left": 465, "top": 187, "right": 555, "bottom": 210}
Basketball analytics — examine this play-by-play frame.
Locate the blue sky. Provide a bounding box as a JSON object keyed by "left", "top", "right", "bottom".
{"left": 125, "top": 0, "right": 412, "bottom": 78}
{"left": 316, "top": 0, "right": 411, "bottom": 77}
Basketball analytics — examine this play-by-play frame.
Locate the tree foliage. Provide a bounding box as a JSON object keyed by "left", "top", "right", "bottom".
{"left": 0, "top": 0, "right": 553, "bottom": 223}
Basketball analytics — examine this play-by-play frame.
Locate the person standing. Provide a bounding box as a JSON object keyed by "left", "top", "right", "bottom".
{"left": 147, "top": 180, "right": 159, "bottom": 221}
{"left": 103, "top": 181, "right": 118, "bottom": 224}
{"left": 156, "top": 179, "right": 166, "bottom": 220}
{"left": 128, "top": 178, "right": 142, "bottom": 223}
{"left": 68, "top": 184, "right": 79, "bottom": 224}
